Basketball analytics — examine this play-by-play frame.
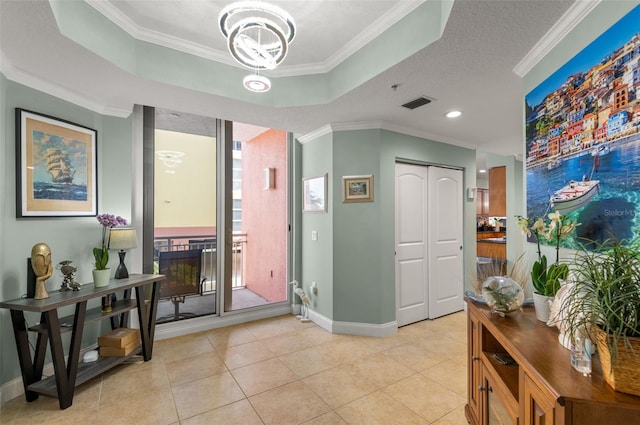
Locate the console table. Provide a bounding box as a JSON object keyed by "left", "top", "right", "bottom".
{"left": 466, "top": 299, "right": 640, "bottom": 425}
{"left": 0, "top": 273, "right": 164, "bottom": 409}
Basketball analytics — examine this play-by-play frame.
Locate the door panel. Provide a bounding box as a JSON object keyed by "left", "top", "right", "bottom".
{"left": 428, "top": 166, "right": 464, "bottom": 318}
{"left": 395, "top": 163, "right": 428, "bottom": 326}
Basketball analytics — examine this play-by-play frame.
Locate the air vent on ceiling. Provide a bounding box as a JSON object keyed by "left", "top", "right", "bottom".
{"left": 401, "top": 96, "right": 432, "bottom": 110}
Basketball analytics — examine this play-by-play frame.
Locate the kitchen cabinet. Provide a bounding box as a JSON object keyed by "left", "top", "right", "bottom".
{"left": 476, "top": 188, "right": 490, "bottom": 215}
{"left": 488, "top": 167, "right": 506, "bottom": 216}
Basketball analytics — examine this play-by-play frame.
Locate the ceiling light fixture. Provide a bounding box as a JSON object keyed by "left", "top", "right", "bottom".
{"left": 446, "top": 110, "right": 462, "bottom": 118}
{"left": 243, "top": 74, "right": 271, "bottom": 92}
{"left": 219, "top": 1, "right": 295, "bottom": 92}
{"left": 219, "top": 1, "right": 296, "bottom": 71}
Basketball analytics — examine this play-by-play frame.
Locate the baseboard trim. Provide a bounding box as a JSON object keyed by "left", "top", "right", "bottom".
{"left": 309, "top": 309, "right": 398, "bottom": 337}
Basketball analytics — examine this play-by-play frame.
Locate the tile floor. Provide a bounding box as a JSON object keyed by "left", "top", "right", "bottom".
{"left": 0, "top": 311, "right": 469, "bottom": 425}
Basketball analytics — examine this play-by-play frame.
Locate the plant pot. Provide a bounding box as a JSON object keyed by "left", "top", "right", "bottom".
{"left": 532, "top": 292, "right": 553, "bottom": 323}
{"left": 594, "top": 327, "right": 640, "bottom": 397}
{"left": 92, "top": 268, "right": 111, "bottom": 288}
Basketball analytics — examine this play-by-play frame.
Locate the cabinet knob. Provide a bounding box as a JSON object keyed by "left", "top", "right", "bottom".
{"left": 472, "top": 356, "right": 480, "bottom": 361}
{"left": 478, "top": 386, "right": 485, "bottom": 392}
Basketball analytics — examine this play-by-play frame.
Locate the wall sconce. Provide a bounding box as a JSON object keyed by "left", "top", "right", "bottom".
{"left": 264, "top": 167, "right": 275, "bottom": 190}
{"left": 108, "top": 227, "right": 137, "bottom": 279}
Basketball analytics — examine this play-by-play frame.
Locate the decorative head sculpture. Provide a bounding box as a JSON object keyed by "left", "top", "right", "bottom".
{"left": 31, "top": 243, "right": 53, "bottom": 299}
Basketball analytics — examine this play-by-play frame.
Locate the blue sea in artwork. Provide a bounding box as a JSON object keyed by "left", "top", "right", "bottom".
{"left": 33, "top": 181, "right": 88, "bottom": 201}
{"left": 527, "top": 135, "right": 640, "bottom": 248}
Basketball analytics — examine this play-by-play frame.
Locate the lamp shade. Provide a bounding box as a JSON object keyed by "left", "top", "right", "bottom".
{"left": 109, "top": 228, "right": 137, "bottom": 250}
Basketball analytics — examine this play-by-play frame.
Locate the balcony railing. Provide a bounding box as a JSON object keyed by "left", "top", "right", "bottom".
{"left": 153, "top": 233, "right": 247, "bottom": 290}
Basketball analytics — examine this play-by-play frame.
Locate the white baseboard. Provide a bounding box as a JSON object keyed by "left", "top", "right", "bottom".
{"left": 308, "top": 309, "right": 398, "bottom": 337}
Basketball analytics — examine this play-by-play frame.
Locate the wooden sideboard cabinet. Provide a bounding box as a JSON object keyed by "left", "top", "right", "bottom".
{"left": 0, "top": 274, "right": 164, "bottom": 409}
{"left": 465, "top": 299, "right": 640, "bottom": 425}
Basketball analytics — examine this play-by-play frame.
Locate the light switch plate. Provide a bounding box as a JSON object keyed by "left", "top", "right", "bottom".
{"left": 311, "top": 231, "right": 318, "bottom": 241}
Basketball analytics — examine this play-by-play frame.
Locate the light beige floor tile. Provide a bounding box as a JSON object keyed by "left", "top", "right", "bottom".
{"left": 245, "top": 315, "right": 312, "bottom": 339}
{"left": 217, "top": 340, "right": 276, "bottom": 369}
{"left": 100, "top": 360, "right": 170, "bottom": 407}
{"left": 431, "top": 404, "right": 468, "bottom": 425}
{"left": 153, "top": 333, "right": 215, "bottom": 363}
{"left": 231, "top": 357, "right": 298, "bottom": 396}
{"left": 383, "top": 342, "right": 451, "bottom": 372}
{"left": 303, "top": 364, "right": 377, "bottom": 409}
{"left": 180, "top": 399, "right": 263, "bottom": 425}
{"left": 348, "top": 352, "right": 414, "bottom": 388}
{"left": 164, "top": 350, "right": 227, "bottom": 386}
{"left": 418, "top": 334, "right": 467, "bottom": 356}
{"left": 249, "top": 380, "right": 331, "bottom": 425}
{"left": 383, "top": 375, "right": 466, "bottom": 423}
{"left": 172, "top": 371, "right": 245, "bottom": 420}
{"left": 421, "top": 354, "right": 468, "bottom": 397}
{"left": 95, "top": 387, "right": 178, "bottom": 425}
{"left": 302, "top": 411, "right": 349, "bottom": 425}
{"left": 260, "top": 329, "right": 325, "bottom": 356}
{"left": 279, "top": 345, "right": 344, "bottom": 378}
{"left": 205, "top": 326, "right": 258, "bottom": 350}
{"left": 336, "top": 390, "right": 429, "bottom": 425}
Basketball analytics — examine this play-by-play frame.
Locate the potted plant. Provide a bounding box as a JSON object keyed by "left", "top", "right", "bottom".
{"left": 565, "top": 239, "right": 640, "bottom": 396}
{"left": 516, "top": 212, "right": 579, "bottom": 322}
{"left": 93, "top": 213, "right": 128, "bottom": 287}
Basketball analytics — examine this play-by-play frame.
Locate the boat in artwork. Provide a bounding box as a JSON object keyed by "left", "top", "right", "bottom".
{"left": 550, "top": 179, "right": 600, "bottom": 214}
{"left": 45, "top": 148, "right": 75, "bottom": 184}
{"left": 591, "top": 143, "right": 611, "bottom": 157}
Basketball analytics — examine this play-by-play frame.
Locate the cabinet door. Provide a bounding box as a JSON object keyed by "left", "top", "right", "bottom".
{"left": 482, "top": 365, "right": 519, "bottom": 425}
{"left": 522, "top": 373, "right": 556, "bottom": 425}
{"left": 488, "top": 167, "right": 506, "bottom": 216}
{"left": 468, "top": 309, "right": 482, "bottom": 424}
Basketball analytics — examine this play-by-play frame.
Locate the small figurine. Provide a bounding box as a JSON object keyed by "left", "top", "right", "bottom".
{"left": 57, "top": 260, "right": 80, "bottom": 292}
{"left": 31, "top": 243, "right": 53, "bottom": 300}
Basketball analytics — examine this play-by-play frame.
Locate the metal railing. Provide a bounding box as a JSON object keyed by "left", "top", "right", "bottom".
{"left": 153, "top": 233, "right": 247, "bottom": 291}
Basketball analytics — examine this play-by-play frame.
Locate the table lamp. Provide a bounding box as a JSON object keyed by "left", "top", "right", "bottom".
{"left": 109, "top": 227, "right": 137, "bottom": 279}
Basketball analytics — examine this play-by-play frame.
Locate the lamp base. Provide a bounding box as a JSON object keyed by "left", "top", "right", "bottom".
{"left": 114, "top": 250, "right": 129, "bottom": 279}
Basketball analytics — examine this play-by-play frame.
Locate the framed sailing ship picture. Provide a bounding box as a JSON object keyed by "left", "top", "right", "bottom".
{"left": 16, "top": 109, "right": 97, "bottom": 217}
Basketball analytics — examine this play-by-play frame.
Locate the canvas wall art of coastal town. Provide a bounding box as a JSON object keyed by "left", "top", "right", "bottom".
{"left": 525, "top": 5, "right": 640, "bottom": 249}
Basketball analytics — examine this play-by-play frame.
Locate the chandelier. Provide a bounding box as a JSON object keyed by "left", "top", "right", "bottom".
{"left": 218, "top": 1, "right": 296, "bottom": 92}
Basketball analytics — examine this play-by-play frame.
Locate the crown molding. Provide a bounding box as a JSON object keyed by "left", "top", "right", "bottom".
{"left": 86, "top": 0, "right": 424, "bottom": 78}
{"left": 297, "top": 120, "right": 476, "bottom": 152}
{"left": 513, "top": 0, "right": 601, "bottom": 77}
{"left": 1, "top": 53, "right": 132, "bottom": 118}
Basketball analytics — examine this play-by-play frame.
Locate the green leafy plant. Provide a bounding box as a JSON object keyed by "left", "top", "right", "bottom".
{"left": 516, "top": 212, "right": 578, "bottom": 296}
{"left": 565, "top": 239, "right": 640, "bottom": 365}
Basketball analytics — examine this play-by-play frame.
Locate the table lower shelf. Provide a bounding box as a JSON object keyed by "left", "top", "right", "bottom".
{"left": 27, "top": 347, "right": 142, "bottom": 398}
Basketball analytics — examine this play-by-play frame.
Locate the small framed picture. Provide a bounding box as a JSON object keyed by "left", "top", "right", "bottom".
{"left": 16, "top": 108, "right": 98, "bottom": 218}
{"left": 302, "top": 174, "right": 327, "bottom": 212}
{"left": 343, "top": 175, "right": 374, "bottom": 203}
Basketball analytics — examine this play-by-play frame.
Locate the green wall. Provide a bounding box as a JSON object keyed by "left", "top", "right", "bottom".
{"left": 300, "top": 128, "right": 477, "bottom": 325}
{"left": 0, "top": 77, "right": 133, "bottom": 387}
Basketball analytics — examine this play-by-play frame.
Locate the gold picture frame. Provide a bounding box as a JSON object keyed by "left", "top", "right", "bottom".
{"left": 16, "top": 108, "right": 97, "bottom": 217}
{"left": 342, "top": 175, "right": 373, "bottom": 203}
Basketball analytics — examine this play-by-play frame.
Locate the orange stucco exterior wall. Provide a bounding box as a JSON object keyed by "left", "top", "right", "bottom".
{"left": 241, "top": 129, "right": 287, "bottom": 302}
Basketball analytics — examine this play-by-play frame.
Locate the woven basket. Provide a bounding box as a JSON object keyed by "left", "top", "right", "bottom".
{"left": 594, "top": 327, "right": 640, "bottom": 397}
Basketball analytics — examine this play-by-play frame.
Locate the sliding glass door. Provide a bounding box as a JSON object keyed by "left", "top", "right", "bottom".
{"left": 143, "top": 108, "right": 288, "bottom": 323}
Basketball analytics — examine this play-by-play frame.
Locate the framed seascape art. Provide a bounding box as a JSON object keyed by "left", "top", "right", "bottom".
{"left": 16, "top": 109, "right": 97, "bottom": 218}
{"left": 524, "top": 5, "right": 640, "bottom": 248}
{"left": 342, "top": 175, "right": 373, "bottom": 203}
{"left": 302, "top": 174, "right": 327, "bottom": 213}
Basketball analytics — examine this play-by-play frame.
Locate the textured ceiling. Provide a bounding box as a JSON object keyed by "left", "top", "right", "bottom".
{"left": 0, "top": 0, "right": 577, "bottom": 157}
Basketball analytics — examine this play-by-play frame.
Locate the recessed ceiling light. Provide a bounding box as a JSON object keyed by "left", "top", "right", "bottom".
{"left": 446, "top": 110, "right": 462, "bottom": 118}
{"left": 479, "top": 169, "right": 487, "bottom": 173}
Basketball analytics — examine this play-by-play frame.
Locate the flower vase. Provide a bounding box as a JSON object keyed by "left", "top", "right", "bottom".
{"left": 92, "top": 268, "right": 111, "bottom": 288}
{"left": 532, "top": 292, "right": 553, "bottom": 322}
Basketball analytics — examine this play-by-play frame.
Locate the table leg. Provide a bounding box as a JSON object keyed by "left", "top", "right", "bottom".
{"left": 9, "top": 310, "right": 40, "bottom": 402}
{"left": 136, "top": 280, "right": 160, "bottom": 361}
{"left": 43, "top": 301, "right": 87, "bottom": 409}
